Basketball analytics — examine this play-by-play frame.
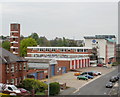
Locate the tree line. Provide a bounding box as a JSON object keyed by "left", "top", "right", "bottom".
{"left": 1, "top": 33, "right": 84, "bottom": 57}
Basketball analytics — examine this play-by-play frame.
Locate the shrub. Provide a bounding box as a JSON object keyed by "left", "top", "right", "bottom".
{"left": 49, "top": 82, "right": 60, "bottom": 96}
{"left": 19, "top": 78, "right": 48, "bottom": 93}
{"left": 112, "top": 62, "right": 119, "bottom": 66}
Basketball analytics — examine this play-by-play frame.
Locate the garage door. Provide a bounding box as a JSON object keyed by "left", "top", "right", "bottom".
{"left": 62, "top": 67, "right": 67, "bottom": 74}
{"left": 51, "top": 65, "right": 55, "bottom": 76}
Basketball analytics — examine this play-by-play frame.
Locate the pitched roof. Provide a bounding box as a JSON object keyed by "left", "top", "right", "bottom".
{"left": 84, "top": 35, "right": 116, "bottom": 39}
{"left": 0, "top": 47, "right": 27, "bottom": 64}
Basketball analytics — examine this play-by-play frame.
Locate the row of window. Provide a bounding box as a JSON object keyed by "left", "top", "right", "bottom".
{"left": 31, "top": 48, "right": 88, "bottom": 52}
{"left": 6, "top": 63, "right": 27, "bottom": 73}
{"left": 6, "top": 76, "right": 26, "bottom": 85}
{"left": 32, "top": 54, "right": 89, "bottom": 58}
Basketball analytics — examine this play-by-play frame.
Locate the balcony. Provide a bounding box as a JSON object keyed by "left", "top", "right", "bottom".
{"left": 11, "top": 31, "right": 19, "bottom": 33}
{"left": 13, "top": 52, "right": 18, "bottom": 54}
{"left": 10, "top": 36, "right": 18, "bottom": 38}
{"left": 10, "top": 41, "right": 18, "bottom": 43}
{"left": 10, "top": 46, "right": 18, "bottom": 49}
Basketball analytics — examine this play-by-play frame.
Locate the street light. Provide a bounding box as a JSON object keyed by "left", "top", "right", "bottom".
{"left": 48, "top": 62, "right": 50, "bottom": 96}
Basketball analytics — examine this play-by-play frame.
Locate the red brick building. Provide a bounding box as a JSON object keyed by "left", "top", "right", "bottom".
{"left": 0, "top": 47, "right": 28, "bottom": 85}
{"left": 10, "top": 23, "right": 20, "bottom": 56}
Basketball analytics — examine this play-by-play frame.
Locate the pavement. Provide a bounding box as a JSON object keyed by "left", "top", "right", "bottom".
{"left": 59, "top": 87, "right": 76, "bottom": 95}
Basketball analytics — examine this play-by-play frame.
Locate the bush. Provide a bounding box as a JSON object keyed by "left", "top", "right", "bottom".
{"left": 19, "top": 78, "right": 48, "bottom": 93}
{"left": 112, "top": 62, "right": 119, "bottom": 66}
{"left": 49, "top": 82, "right": 60, "bottom": 96}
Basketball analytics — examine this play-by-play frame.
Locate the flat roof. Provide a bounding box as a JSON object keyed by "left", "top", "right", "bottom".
{"left": 84, "top": 35, "right": 116, "bottom": 39}
{"left": 27, "top": 47, "right": 92, "bottom": 49}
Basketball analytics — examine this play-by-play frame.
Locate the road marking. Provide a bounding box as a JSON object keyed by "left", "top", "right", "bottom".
{"left": 73, "top": 74, "right": 105, "bottom": 93}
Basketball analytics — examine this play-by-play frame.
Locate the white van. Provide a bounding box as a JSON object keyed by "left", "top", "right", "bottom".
{"left": 0, "top": 83, "right": 21, "bottom": 94}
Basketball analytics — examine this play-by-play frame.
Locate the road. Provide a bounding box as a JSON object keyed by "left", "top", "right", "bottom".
{"left": 73, "top": 68, "right": 118, "bottom": 96}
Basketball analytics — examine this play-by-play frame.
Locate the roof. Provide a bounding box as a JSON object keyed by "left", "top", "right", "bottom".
{"left": 26, "top": 57, "right": 57, "bottom": 64}
{"left": 0, "top": 47, "right": 27, "bottom": 64}
{"left": 105, "top": 38, "right": 116, "bottom": 43}
{"left": 28, "top": 63, "right": 49, "bottom": 69}
{"left": 84, "top": 35, "right": 116, "bottom": 39}
{"left": 27, "top": 47, "right": 92, "bottom": 49}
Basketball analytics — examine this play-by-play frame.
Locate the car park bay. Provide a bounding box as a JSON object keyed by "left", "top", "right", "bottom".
{"left": 73, "top": 67, "right": 118, "bottom": 95}
{"left": 49, "top": 66, "right": 117, "bottom": 92}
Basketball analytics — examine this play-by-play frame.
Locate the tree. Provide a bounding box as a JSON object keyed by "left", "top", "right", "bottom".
{"left": 39, "top": 36, "right": 51, "bottom": 47}
{"left": 49, "top": 82, "right": 60, "bottom": 96}
{"left": 2, "top": 41, "right": 10, "bottom": 51}
{"left": 29, "top": 33, "right": 39, "bottom": 44}
{"left": 20, "top": 38, "right": 37, "bottom": 57}
{"left": 20, "top": 35, "right": 24, "bottom": 41}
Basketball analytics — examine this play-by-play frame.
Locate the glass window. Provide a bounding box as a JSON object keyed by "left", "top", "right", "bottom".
{"left": 6, "top": 65, "right": 9, "bottom": 73}
{"left": 11, "top": 64, "right": 14, "bottom": 73}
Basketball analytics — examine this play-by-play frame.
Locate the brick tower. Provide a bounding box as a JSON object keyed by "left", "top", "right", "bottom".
{"left": 10, "top": 23, "right": 20, "bottom": 56}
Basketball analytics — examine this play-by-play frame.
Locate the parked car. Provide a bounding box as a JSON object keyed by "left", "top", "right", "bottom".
{"left": 0, "top": 83, "right": 21, "bottom": 94}
{"left": 74, "top": 72, "right": 81, "bottom": 76}
{"left": 109, "top": 76, "right": 117, "bottom": 82}
{"left": 81, "top": 72, "right": 96, "bottom": 76}
{"left": 113, "top": 76, "right": 119, "bottom": 81}
{"left": 18, "top": 88, "right": 29, "bottom": 93}
{"left": 97, "top": 64, "right": 103, "bottom": 67}
{"left": 77, "top": 75, "right": 88, "bottom": 80}
{"left": 91, "top": 71, "right": 102, "bottom": 75}
{"left": 106, "top": 82, "right": 113, "bottom": 88}
{"left": 83, "top": 74, "right": 94, "bottom": 79}
{"left": 18, "top": 88, "right": 30, "bottom": 96}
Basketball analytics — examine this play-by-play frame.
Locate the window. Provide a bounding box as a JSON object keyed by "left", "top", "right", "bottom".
{"left": 23, "top": 63, "right": 26, "bottom": 70}
{"left": 15, "top": 78, "right": 17, "bottom": 85}
{"left": 6, "top": 80, "right": 9, "bottom": 84}
{"left": 19, "top": 63, "right": 22, "bottom": 70}
{"left": 15, "top": 64, "right": 18, "bottom": 72}
{"left": 11, "top": 64, "right": 14, "bottom": 73}
{"left": 13, "top": 38, "right": 15, "bottom": 41}
{"left": 23, "top": 76, "right": 26, "bottom": 80}
{"left": 13, "top": 48, "right": 15, "bottom": 51}
{"left": 6, "top": 65, "right": 9, "bottom": 73}
{"left": 11, "top": 79, "right": 14, "bottom": 85}
{"left": 44, "top": 70, "right": 48, "bottom": 73}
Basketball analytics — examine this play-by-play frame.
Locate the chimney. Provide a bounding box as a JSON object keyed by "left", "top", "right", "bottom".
{"left": 10, "top": 23, "right": 20, "bottom": 56}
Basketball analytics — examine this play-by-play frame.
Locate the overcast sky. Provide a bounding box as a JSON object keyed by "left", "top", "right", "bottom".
{"left": 1, "top": 1, "right": 118, "bottom": 40}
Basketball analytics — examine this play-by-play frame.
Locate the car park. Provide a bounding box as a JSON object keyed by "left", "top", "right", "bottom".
{"left": 106, "top": 82, "right": 113, "bottom": 88}
{"left": 83, "top": 74, "right": 94, "bottom": 79}
{"left": 77, "top": 75, "right": 88, "bottom": 80}
{"left": 74, "top": 72, "right": 81, "bottom": 76}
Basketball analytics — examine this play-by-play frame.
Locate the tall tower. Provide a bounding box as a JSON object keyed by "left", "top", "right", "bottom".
{"left": 10, "top": 23, "right": 20, "bottom": 56}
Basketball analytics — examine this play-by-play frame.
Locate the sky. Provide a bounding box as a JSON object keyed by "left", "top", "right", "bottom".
{"left": 1, "top": 1, "right": 118, "bottom": 40}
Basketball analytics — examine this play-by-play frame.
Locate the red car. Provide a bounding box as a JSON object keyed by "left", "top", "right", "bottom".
{"left": 97, "top": 64, "right": 103, "bottom": 67}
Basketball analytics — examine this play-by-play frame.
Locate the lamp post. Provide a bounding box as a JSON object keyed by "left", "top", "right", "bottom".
{"left": 48, "top": 63, "right": 50, "bottom": 96}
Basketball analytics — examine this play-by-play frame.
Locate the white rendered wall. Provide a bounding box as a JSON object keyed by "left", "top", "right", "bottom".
{"left": 85, "top": 39, "right": 106, "bottom": 63}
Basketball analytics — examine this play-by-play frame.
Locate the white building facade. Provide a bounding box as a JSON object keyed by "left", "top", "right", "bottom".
{"left": 84, "top": 35, "right": 116, "bottom": 64}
